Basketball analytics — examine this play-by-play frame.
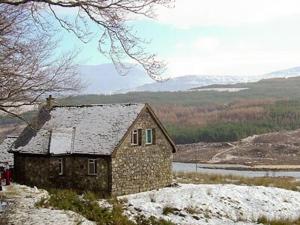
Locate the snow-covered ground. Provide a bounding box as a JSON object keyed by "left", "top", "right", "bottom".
{"left": 1, "top": 184, "right": 95, "bottom": 225}
{"left": 122, "top": 184, "right": 300, "bottom": 225}
{"left": 1, "top": 183, "right": 300, "bottom": 225}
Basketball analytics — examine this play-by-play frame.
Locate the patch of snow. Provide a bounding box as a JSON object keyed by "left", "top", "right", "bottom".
{"left": 122, "top": 184, "right": 300, "bottom": 225}
{"left": 193, "top": 88, "right": 249, "bottom": 92}
{"left": 3, "top": 184, "right": 95, "bottom": 225}
{"left": 0, "top": 137, "right": 16, "bottom": 167}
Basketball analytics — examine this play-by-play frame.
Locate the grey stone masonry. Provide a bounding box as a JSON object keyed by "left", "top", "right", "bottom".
{"left": 111, "top": 108, "right": 173, "bottom": 196}
{"left": 14, "top": 154, "right": 111, "bottom": 196}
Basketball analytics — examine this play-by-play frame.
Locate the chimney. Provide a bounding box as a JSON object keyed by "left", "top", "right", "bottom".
{"left": 46, "top": 95, "right": 55, "bottom": 109}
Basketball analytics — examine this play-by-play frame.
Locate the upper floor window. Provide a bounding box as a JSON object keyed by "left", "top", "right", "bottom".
{"left": 146, "top": 129, "right": 153, "bottom": 144}
{"left": 131, "top": 129, "right": 142, "bottom": 146}
{"left": 88, "top": 159, "right": 97, "bottom": 175}
{"left": 58, "top": 158, "right": 64, "bottom": 175}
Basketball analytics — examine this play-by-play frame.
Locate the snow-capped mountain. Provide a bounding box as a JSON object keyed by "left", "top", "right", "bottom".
{"left": 115, "top": 66, "right": 300, "bottom": 93}
{"left": 263, "top": 66, "right": 300, "bottom": 79}
{"left": 78, "top": 64, "right": 300, "bottom": 94}
{"left": 78, "top": 64, "right": 152, "bottom": 94}
{"left": 116, "top": 75, "right": 258, "bottom": 93}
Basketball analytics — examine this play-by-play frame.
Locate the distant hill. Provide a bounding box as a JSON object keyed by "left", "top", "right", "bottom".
{"left": 77, "top": 64, "right": 300, "bottom": 94}
{"left": 78, "top": 64, "right": 152, "bottom": 94}
{"left": 117, "top": 75, "right": 256, "bottom": 93}
{"left": 60, "top": 75, "right": 300, "bottom": 107}
{"left": 264, "top": 66, "right": 300, "bottom": 78}
{"left": 115, "top": 66, "right": 300, "bottom": 93}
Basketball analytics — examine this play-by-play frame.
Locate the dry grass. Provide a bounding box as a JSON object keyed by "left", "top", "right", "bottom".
{"left": 174, "top": 172, "right": 300, "bottom": 191}
{"left": 257, "top": 216, "right": 300, "bottom": 225}
{"left": 36, "top": 189, "right": 175, "bottom": 225}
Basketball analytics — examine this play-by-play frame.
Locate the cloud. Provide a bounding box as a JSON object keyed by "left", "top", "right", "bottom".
{"left": 193, "top": 37, "right": 221, "bottom": 52}
{"left": 166, "top": 38, "right": 300, "bottom": 77}
{"left": 157, "top": 0, "right": 300, "bottom": 28}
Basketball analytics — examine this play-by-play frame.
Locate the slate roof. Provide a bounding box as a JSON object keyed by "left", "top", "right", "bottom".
{"left": 0, "top": 137, "right": 16, "bottom": 167}
{"left": 12, "top": 104, "right": 145, "bottom": 155}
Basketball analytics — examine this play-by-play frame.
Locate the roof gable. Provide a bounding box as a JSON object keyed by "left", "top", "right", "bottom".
{"left": 112, "top": 104, "right": 176, "bottom": 156}
{"left": 13, "top": 104, "right": 144, "bottom": 155}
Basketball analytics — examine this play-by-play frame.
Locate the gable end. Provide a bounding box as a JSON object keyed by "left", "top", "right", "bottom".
{"left": 111, "top": 104, "right": 176, "bottom": 157}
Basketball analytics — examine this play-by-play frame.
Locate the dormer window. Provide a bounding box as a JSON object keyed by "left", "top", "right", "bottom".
{"left": 131, "top": 129, "right": 142, "bottom": 146}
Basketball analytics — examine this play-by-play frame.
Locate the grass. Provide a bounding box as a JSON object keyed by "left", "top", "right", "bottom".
{"left": 35, "top": 189, "right": 175, "bottom": 225}
{"left": 162, "top": 206, "right": 180, "bottom": 215}
{"left": 174, "top": 172, "right": 300, "bottom": 191}
{"left": 257, "top": 216, "right": 300, "bottom": 225}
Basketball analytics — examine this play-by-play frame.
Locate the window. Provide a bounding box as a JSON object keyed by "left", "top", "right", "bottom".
{"left": 58, "top": 158, "right": 64, "bottom": 175}
{"left": 146, "top": 129, "right": 153, "bottom": 144}
{"left": 131, "top": 129, "right": 142, "bottom": 146}
{"left": 88, "top": 159, "right": 97, "bottom": 175}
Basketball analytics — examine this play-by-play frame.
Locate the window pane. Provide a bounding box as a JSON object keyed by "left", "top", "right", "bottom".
{"left": 146, "top": 129, "right": 152, "bottom": 144}
{"left": 131, "top": 130, "right": 138, "bottom": 145}
{"left": 88, "top": 160, "right": 96, "bottom": 175}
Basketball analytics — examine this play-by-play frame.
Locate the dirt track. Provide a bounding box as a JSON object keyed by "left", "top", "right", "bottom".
{"left": 174, "top": 129, "right": 300, "bottom": 166}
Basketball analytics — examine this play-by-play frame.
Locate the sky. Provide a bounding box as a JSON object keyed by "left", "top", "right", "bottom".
{"left": 58, "top": 0, "right": 300, "bottom": 78}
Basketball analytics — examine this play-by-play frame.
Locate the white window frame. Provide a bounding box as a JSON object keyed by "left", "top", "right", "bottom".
{"left": 88, "top": 159, "right": 97, "bottom": 175}
{"left": 58, "top": 158, "right": 64, "bottom": 175}
{"left": 131, "top": 129, "right": 138, "bottom": 145}
{"left": 146, "top": 129, "right": 153, "bottom": 145}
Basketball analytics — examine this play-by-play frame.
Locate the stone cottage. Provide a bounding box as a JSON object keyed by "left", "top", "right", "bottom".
{"left": 11, "top": 102, "right": 176, "bottom": 196}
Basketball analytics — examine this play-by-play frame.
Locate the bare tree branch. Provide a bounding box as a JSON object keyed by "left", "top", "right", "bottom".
{"left": 0, "top": 0, "right": 173, "bottom": 79}
{"left": 0, "top": 4, "right": 81, "bottom": 117}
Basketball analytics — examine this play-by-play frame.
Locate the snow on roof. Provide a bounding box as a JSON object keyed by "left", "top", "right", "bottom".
{"left": 14, "top": 104, "right": 145, "bottom": 155}
{"left": 0, "top": 137, "right": 16, "bottom": 167}
{"left": 49, "top": 128, "right": 75, "bottom": 155}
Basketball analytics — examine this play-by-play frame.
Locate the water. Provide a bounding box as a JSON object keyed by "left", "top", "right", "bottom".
{"left": 173, "top": 162, "right": 300, "bottom": 179}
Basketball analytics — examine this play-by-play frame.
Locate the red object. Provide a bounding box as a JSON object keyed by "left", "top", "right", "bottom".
{"left": 3, "top": 169, "right": 11, "bottom": 185}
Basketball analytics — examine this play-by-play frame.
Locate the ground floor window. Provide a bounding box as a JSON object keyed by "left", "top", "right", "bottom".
{"left": 88, "top": 159, "right": 97, "bottom": 175}
{"left": 58, "top": 158, "right": 64, "bottom": 175}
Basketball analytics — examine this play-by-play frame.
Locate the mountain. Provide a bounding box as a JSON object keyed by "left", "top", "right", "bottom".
{"left": 78, "top": 64, "right": 152, "bottom": 94}
{"left": 264, "top": 66, "right": 300, "bottom": 79}
{"left": 116, "top": 66, "right": 300, "bottom": 93}
{"left": 78, "top": 64, "right": 300, "bottom": 94}
{"left": 116, "top": 75, "right": 259, "bottom": 93}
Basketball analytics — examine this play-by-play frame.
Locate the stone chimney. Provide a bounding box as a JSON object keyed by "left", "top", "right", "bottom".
{"left": 46, "top": 95, "right": 55, "bottom": 109}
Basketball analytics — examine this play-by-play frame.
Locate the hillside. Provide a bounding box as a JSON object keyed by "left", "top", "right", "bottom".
{"left": 175, "top": 129, "right": 300, "bottom": 166}
{"left": 3, "top": 76, "right": 300, "bottom": 144}
{"left": 57, "top": 76, "right": 300, "bottom": 144}
{"left": 62, "top": 76, "right": 300, "bottom": 106}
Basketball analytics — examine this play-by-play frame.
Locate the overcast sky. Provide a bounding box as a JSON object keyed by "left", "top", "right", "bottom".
{"left": 59, "top": 0, "right": 300, "bottom": 78}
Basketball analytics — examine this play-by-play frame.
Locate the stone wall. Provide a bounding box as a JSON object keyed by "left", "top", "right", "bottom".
{"left": 14, "top": 154, "right": 111, "bottom": 195}
{"left": 111, "top": 108, "right": 173, "bottom": 196}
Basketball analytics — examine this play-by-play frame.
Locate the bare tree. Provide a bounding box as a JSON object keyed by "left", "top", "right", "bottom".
{"left": 0, "top": 4, "right": 81, "bottom": 121}
{"left": 0, "top": 0, "right": 172, "bottom": 79}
